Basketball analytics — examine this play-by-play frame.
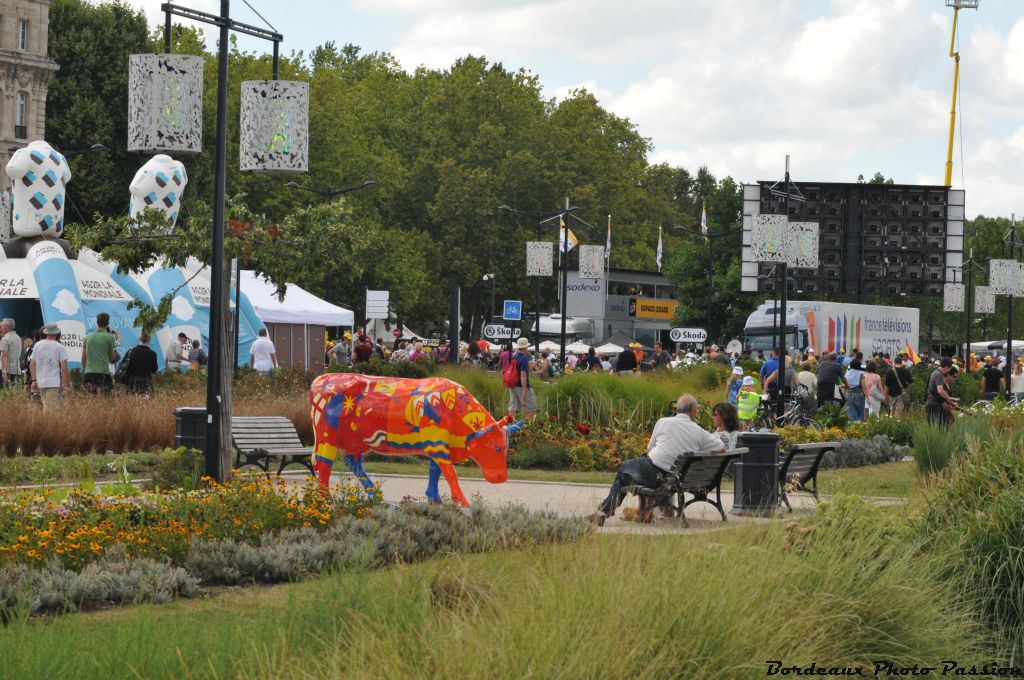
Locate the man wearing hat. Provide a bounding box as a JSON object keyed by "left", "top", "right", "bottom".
{"left": 0, "top": 318, "right": 21, "bottom": 387}
{"left": 29, "top": 323, "right": 69, "bottom": 410}
{"left": 508, "top": 337, "right": 537, "bottom": 420}
{"left": 736, "top": 376, "right": 762, "bottom": 423}
{"left": 332, "top": 333, "right": 352, "bottom": 367}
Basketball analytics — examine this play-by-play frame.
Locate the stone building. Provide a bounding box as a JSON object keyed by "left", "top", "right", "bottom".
{"left": 0, "top": 1, "right": 58, "bottom": 237}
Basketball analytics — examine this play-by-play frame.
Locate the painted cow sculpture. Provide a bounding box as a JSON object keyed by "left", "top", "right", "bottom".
{"left": 310, "top": 373, "right": 523, "bottom": 506}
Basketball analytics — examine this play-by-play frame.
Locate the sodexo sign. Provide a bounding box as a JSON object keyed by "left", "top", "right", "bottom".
{"left": 670, "top": 327, "right": 708, "bottom": 344}
{"left": 566, "top": 272, "right": 604, "bottom": 318}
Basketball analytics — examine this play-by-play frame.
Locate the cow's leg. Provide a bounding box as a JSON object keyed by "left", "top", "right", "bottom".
{"left": 313, "top": 441, "right": 339, "bottom": 491}
{"left": 437, "top": 462, "right": 469, "bottom": 507}
{"left": 345, "top": 454, "right": 380, "bottom": 500}
{"left": 425, "top": 457, "right": 443, "bottom": 504}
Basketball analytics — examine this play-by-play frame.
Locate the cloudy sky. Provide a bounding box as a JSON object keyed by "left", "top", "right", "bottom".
{"left": 129, "top": 0, "right": 1024, "bottom": 219}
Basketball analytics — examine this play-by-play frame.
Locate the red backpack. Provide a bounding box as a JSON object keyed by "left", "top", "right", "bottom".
{"left": 502, "top": 351, "right": 520, "bottom": 388}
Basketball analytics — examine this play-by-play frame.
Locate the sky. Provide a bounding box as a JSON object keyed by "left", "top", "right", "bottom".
{"left": 127, "top": 0, "right": 1024, "bottom": 219}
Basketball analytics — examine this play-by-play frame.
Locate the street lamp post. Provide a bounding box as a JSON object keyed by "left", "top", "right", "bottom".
{"left": 161, "top": 0, "right": 285, "bottom": 482}
{"left": 499, "top": 202, "right": 585, "bottom": 369}
{"left": 482, "top": 273, "right": 496, "bottom": 320}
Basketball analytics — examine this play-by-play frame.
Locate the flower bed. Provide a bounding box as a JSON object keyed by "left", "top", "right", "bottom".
{"left": 0, "top": 476, "right": 377, "bottom": 570}
{"left": 0, "top": 475, "right": 590, "bottom": 617}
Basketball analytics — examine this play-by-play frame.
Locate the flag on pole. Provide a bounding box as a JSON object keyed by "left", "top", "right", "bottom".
{"left": 605, "top": 214, "right": 611, "bottom": 261}
{"left": 904, "top": 342, "right": 921, "bottom": 365}
{"left": 656, "top": 226, "right": 663, "bottom": 272}
{"left": 558, "top": 217, "right": 578, "bottom": 253}
{"left": 700, "top": 199, "right": 708, "bottom": 240}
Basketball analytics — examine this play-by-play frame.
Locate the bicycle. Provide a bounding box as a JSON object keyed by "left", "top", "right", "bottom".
{"left": 753, "top": 392, "right": 823, "bottom": 431}
{"left": 972, "top": 393, "right": 1024, "bottom": 412}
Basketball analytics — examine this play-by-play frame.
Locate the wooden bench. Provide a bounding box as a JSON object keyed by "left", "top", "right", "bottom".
{"left": 232, "top": 416, "right": 314, "bottom": 475}
{"left": 777, "top": 442, "right": 837, "bottom": 511}
{"left": 624, "top": 449, "right": 744, "bottom": 526}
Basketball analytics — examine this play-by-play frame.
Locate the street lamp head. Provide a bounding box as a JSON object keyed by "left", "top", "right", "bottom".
{"left": 498, "top": 204, "right": 512, "bottom": 212}
{"left": 88, "top": 144, "right": 107, "bottom": 153}
{"left": 285, "top": 181, "right": 301, "bottom": 189}
{"left": 360, "top": 180, "right": 378, "bottom": 190}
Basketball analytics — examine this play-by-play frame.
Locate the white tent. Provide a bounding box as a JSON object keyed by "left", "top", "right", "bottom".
{"left": 241, "top": 270, "right": 354, "bottom": 326}
{"left": 565, "top": 340, "right": 592, "bottom": 354}
{"left": 595, "top": 342, "right": 624, "bottom": 355}
{"left": 970, "top": 340, "right": 1024, "bottom": 354}
{"left": 538, "top": 340, "right": 561, "bottom": 352}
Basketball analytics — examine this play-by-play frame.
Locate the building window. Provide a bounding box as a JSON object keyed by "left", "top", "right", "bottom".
{"left": 18, "top": 19, "right": 27, "bottom": 50}
{"left": 15, "top": 92, "right": 27, "bottom": 139}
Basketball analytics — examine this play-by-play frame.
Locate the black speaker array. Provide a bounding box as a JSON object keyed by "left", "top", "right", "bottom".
{"left": 754, "top": 182, "right": 952, "bottom": 299}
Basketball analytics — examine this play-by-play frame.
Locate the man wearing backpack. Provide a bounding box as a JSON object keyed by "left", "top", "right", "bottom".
{"left": 506, "top": 337, "right": 537, "bottom": 421}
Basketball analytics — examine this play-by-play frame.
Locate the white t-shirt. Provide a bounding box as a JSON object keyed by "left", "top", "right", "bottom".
{"left": 646, "top": 413, "right": 725, "bottom": 471}
{"left": 32, "top": 339, "right": 68, "bottom": 389}
{"left": 251, "top": 336, "right": 276, "bottom": 372}
{"left": 1011, "top": 372, "right": 1024, "bottom": 394}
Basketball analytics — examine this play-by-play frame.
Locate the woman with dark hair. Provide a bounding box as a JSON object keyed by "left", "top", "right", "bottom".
{"left": 711, "top": 402, "right": 742, "bottom": 449}
{"left": 462, "top": 341, "right": 487, "bottom": 369}
{"left": 581, "top": 346, "right": 602, "bottom": 371}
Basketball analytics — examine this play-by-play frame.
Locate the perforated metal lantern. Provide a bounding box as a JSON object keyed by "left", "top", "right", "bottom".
{"left": 127, "top": 54, "right": 203, "bottom": 154}
{"left": 239, "top": 80, "right": 309, "bottom": 172}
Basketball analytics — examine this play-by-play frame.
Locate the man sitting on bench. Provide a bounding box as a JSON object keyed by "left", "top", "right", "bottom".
{"left": 590, "top": 394, "right": 725, "bottom": 526}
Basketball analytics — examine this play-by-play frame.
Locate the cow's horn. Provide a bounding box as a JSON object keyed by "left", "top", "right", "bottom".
{"left": 504, "top": 420, "right": 525, "bottom": 436}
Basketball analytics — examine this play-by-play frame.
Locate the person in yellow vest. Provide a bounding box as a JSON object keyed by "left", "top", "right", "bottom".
{"left": 736, "top": 376, "right": 762, "bottom": 425}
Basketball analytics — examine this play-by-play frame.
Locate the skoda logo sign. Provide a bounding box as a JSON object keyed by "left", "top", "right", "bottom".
{"left": 669, "top": 327, "right": 708, "bottom": 343}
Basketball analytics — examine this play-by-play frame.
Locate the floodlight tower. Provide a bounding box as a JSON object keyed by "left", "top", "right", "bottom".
{"left": 944, "top": 0, "right": 978, "bottom": 187}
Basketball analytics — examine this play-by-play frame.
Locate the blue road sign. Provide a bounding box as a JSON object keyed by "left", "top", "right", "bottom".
{"left": 503, "top": 300, "right": 523, "bottom": 321}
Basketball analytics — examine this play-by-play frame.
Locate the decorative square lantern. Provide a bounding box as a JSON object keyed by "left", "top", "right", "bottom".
{"left": 578, "top": 245, "right": 605, "bottom": 279}
{"left": 127, "top": 54, "right": 203, "bottom": 154}
{"left": 239, "top": 80, "right": 309, "bottom": 172}
{"left": 943, "top": 282, "right": 964, "bottom": 312}
{"left": 526, "top": 241, "right": 553, "bottom": 276}
{"left": 988, "top": 259, "right": 1024, "bottom": 296}
{"left": 750, "top": 214, "right": 820, "bottom": 269}
{"left": 975, "top": 286, "right": 996, "bottom": 314}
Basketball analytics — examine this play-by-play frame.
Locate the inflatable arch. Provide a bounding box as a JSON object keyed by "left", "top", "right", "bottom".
{"left": 0, "top": 142, "right": 265, "bottom": 370}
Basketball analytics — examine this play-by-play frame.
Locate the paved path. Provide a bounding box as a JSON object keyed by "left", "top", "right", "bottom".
{"left": 290, "top": 471, "right": 824, "bottom": 534}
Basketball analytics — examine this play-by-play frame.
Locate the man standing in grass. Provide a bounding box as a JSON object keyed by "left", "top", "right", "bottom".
{"left": 508, "top": 337, "right": 537, "bottom": 421}
{"left": 590, "top": 394, "right": 724, "bottom": 526}
{"left": 926, "top": 357, "right": 954, "bottom": 425}
{"left": 30, "top": 323, "right": 70, "bottom": 410}
{"left": 83, "top": 313, "right": 117, "bottom": 395}
{"left": 0, "top": 318, "right": 21, "bottom": 387}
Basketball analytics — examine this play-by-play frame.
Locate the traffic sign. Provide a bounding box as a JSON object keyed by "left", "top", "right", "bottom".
{"left": 483, "top": 324, "right": 522, "bottom": 340}
{"left": 502, "top": 300, "right": 523, "bottom": 321}
{"left": 670, "top": 327, "right": 709, "bottom": 343}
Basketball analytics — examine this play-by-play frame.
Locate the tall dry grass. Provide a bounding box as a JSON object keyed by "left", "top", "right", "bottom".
{"left": 0, "top": 385, "right": 312, "bottom": 457}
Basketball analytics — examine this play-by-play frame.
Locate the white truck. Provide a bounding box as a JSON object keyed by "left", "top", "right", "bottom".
{"left": 743, "top": 300, "right": 920, "bottom": 358}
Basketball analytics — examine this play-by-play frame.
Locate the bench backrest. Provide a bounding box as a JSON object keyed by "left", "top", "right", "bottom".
{"left": 678, "top": 452, "right": 739, "bottom": 490}
{"left": 780, "top": 444, "right": 835, "bottom": 484}
{"left": 232, "top": 416, "right": 304, "bottom": 450}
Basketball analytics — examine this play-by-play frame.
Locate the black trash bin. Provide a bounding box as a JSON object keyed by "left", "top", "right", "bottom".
{"left": 174, "top": 407, "right": 208, "bottom": 453}
{"left": 731, "top": 432, "right": 782, "bottom": 517}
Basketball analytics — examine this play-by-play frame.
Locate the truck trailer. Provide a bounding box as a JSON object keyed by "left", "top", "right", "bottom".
{"left": 743, "top": 300, "right": 920, "bottom": 358}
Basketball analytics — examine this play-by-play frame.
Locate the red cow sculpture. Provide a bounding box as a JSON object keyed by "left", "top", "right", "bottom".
{"left": 309, "top": 373, "right": 523, "bottom": 506}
